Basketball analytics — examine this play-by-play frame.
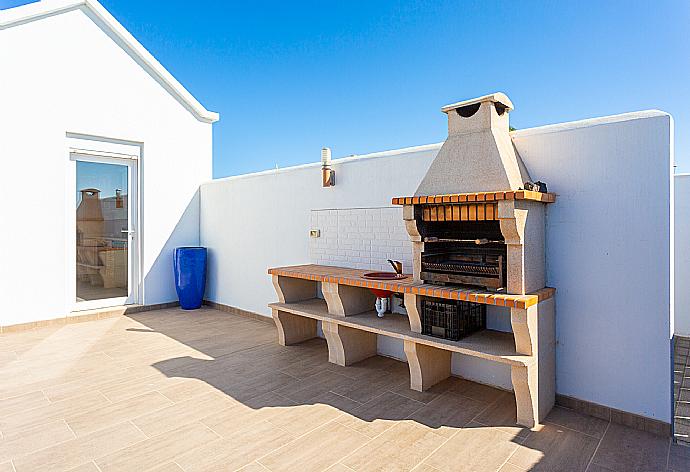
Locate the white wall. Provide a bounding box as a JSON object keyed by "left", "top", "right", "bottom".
{"left": 201, "top": 111, "right": 673, "bottom": 422}
{"left": 200, "top": 144, "right": 440, "bottom": 316}
{"left": 512, "top": 111, "right": 673, "bottom": 422}
{"left": 0, "top": 7, "right": 212, "bottom": 326}
{"left": 675, "top": 174, "right": 690, "bottom": 336}
{"left": 309, "top": 208, "right": 413, "bottom": 273}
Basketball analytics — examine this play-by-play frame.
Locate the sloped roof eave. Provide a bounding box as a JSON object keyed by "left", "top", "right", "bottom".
{"left": 0, "top": 0, "right": 219, "bottom": 124}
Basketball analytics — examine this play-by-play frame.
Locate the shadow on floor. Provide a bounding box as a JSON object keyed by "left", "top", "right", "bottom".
{"left": 126, "top": 307, "right": 676, "bottom": 472}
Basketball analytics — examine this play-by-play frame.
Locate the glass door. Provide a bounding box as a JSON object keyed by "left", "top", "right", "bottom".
{"left": 74, "top": 155, "right": 138, "bottom": 308}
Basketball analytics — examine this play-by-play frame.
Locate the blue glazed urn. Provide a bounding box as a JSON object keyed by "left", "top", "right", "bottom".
{"left": 173, "top": 247, "right": 207, "bottom": 310}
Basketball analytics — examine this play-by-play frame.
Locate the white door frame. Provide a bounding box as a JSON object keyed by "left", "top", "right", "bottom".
{"left": 69, "top": 150, "right": 141, "bottom": 310}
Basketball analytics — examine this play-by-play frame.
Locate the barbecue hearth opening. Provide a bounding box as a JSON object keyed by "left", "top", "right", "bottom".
{"left": 415, "top": 206, "right": 507, "bottom": 289}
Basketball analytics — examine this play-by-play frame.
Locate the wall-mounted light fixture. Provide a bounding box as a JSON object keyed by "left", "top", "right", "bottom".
{"left": 321, "top": 147, "right": 335, "bottom": 187}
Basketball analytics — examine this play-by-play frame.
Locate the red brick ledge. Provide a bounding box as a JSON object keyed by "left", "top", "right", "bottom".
{"left": 392, "top": 190, "right": 556, "bottom": 205}
{"left": 268, "top": 264, "right": 555, "bottom": 310}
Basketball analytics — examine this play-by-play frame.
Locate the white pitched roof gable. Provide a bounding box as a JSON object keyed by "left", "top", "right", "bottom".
{"left": 0, "top": 0, "right": 219, "bottom": 123}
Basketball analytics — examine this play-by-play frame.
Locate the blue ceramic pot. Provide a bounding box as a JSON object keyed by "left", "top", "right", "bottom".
{"left": 174, "top": 247, "right": 207, "bottom": 310}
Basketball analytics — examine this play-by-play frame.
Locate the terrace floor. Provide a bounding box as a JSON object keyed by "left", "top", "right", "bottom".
{"left": 0, "top": 307, "right": 686, "bottom": 472}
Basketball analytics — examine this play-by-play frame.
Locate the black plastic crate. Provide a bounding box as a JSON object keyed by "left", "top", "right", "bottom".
{"left": 421, "top": 298, "right": 486, "bottom": 341}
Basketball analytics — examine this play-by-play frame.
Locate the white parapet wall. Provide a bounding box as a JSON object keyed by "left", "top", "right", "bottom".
{"left": 200, "top": 110, "right": 673, "bottom": 423}
{"left": 0, "top": 4, "right": 214, "bottom": 325}
{"left": 676, "top": 174, "right": 690, "bottom": 336}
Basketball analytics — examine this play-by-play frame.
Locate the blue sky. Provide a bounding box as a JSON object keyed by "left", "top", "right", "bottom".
{"left": 4, "top": 1, "right": 689, "bottom": 178}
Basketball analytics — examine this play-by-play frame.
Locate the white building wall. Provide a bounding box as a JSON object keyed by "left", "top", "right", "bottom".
{"left": 512, "top": 111, "right": 673, "bottom": 422}
{"left": 309, "top": 208, "right": 413, "bottom": 273}
{"left": 675, "top": 174, "right": 690, "bottom": 336}
{"left": 201, "top": 111, "right": 673, "bottom": 422}
{"left": 0, "top": 7, "right": 212, "bottom": 326}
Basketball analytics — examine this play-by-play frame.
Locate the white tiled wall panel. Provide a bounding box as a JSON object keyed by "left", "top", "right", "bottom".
{"left": 309, "top": 207, "right": 413, "bottom": 273}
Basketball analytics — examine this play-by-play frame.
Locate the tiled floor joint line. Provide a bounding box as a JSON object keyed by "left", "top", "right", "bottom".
{"left": 584, "top": 421, "right": 610, "bottom": 472}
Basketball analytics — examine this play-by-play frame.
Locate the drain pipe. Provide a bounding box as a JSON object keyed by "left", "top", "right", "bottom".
{"left": 375, "top": 297, "right": 388, "bottom": 318}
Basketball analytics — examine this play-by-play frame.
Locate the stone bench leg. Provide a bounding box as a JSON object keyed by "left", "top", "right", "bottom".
{"left": 272, "top": 309, "right": 317, "bottom": 346}
{"left": 510, "top": 299, "right": 556, "bottom": 428}
{"left": 322, "top": 282, "right": 376, "bottom": 316}
{"left": 404, "top": 293, "right": 422, "bottom": 333}
{"left": 511, "top": 364, "right": 539, "bottom": 428}
{"left": 404, "top": 340, "right": 451, "bottom": 391}
{"left": 322, "top": 320, "right": 377, "bottom": 366}
{"left": 272, "top": 275, "right": 317, "bottom": 303}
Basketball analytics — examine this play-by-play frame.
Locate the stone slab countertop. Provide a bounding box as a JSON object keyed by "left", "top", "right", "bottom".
{"left": 268, "top": 264, "right": 555, "bottom": 309}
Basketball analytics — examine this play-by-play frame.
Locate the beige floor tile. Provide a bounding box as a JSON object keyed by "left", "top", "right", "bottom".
{"left": 199, "top": 393, "right": 296, "bottom": 437}
{"left": 308, "top": 391, "right": 363, "bottom": 415}
{"left": 266, "top": 402, "right": 346, "bottom": 437}
{"left": 449, "top": 378, "right": 505, "bottom": 404}
{"left": 0, "top": 391, "right": 108, "bottom": 436}
{"left": 584, "top": 464, "right": 617, "bottom": 472}
{"left": 331, "top": 370, "right": 407, "bottom": 404}
{"left": 337, "top": 391, "right": 425, "bottom": 438}
{"left": 0, "top": 391, "right": 49, "bottom": 417}
{"left": 669, "top": 442, "right": 690, "bottom": 471}
{"left": 473, "top": 391, "right": 531, "bottom": 439}
{"left": 342, "top": 422, "right": 446, "bottom": 471}
{"left": 422, "top": 422, "right": 520, "bottom": 472}
{"left": 66, "top": 391, "right": 173, "bottom": 436}
{"left": 157, "top": 378, "right": 217, "bottom": 402}
{"left": 410, "top": 464, "right": 442, "bottom": 472}
{"left": 218, "top": 371, "right": 301, "bottom": 403}
{"left": 131, "top": 391, "right": 238, "bottom": 437}
{"left": 274, "top": 370, "right": 352, "bottom": 402}
{"left": 96, "top": 371, "right": 178, "bottom": 403}
{"left": 0, "top": 308, "right": 671, "bottom": 471}
{"left": 407, "top": 391, "right": 487, "bottom": 437}
{"left": 507, "top": 423, "right": 599, "bottom": 471}
{"left": 590, "top": 423, "right": 669, "bottom": 472}
{"left": 259, "top": 421, "right": 370, "bottom": 472}
{"left": 545, "top": 406, "right": 609, "bottom": 438}
{"left": 389, "top": 379, "right": 450, "bottom": 405}
{"left": 175, "top": 420, "right": 295, "bottom": 472}
{"left": 0, "top": 419, "right": 75, "bottom": 462}
{"left": 66, "top": 462, "right": 101, "bottom": 472}
{"left": 200, "top": 405, "right": 264, "bottom": 438}
{"left": 13, "top": 422, "right": 146, "bottom": 472}
{"left": 0, "top": 380, "right": 53, "bottom": 403}
{"left": 42, "top": 367, "right": 139, "bottom": 402}
{"left": 0, "top": 462, "right": 13, "bottom": 472}
{"left": 324, "top": 464, "right": 356, "bottom": 472}
{"left": 237, "top": 462, "right": 270, "bottom": 472}
{"left": 95, "top": 422, "right": 218, "bottom": 472}
{"left": 497, "top": 464, "right": 525, "bottom": 472}
{"left": 148, "top": 463, "right": 186, "bottom": 472}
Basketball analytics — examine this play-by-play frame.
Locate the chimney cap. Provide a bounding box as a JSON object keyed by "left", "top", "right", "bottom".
{"left": 441, "top": 92, "right": 513, "bottom": 114}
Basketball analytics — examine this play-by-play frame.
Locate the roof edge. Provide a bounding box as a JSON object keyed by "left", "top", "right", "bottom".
{"left": 1, "top": 0, "right": 219, "bottom": 124}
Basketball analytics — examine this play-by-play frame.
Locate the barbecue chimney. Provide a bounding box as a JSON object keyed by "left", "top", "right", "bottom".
{"left": 415, "top": 93, "right": 531, "bottom": 196}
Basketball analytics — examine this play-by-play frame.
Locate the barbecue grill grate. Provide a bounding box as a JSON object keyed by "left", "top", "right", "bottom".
{"left": 422, "top": 261, "right": 500, "bottom": 275}
{"left": 421, "top": 299, "right": 486, "bottom": 341}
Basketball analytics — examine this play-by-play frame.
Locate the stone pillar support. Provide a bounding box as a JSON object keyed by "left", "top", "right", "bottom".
{"left": 321, "top": 282, "right": 376, "bottom": 317}
{"left": 402, "top": 205, "right": 426, "bottom": 284}
{"left": 322, "top": 320, "right": 377, "bottom": 366}
{"left": 404, "top": 340, "right": 452, "bottom": 391}
{"left": 405, "top": 293, "right": 423, "bottom": 333}
{"left": 272, "top": 275, "right": 317, "bottom": 303}
{"left": 509, "top": 298, "right": 556, "bottom": 428}
{"left": 511, "top": 364, "right": 539, "bottom": 428}
{"left": 498, "top": 200, "right": 545, "bottom": 294}
{"left": 272, "top": 308, "right": 317, "bottom": 346}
